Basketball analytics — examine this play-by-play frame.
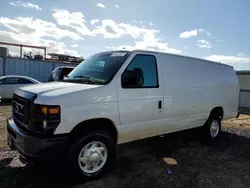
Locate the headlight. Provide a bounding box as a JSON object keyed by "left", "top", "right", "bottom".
{"left": 33, "top": 104, "right": 61, "bottom": 134}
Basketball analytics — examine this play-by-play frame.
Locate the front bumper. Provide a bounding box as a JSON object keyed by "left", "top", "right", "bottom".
{"left": 7, "top": 116, "right": 68, "bottom": 161}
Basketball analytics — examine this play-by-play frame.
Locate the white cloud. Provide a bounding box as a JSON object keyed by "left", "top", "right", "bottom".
{"left": 216, "top": 40, "right": 223, "bottom": 43}
{"left": 9, "top": 2, "right": 16, "bottom": 6}
{"left": 0, "top": 30, "right": 79, "bottom": 56}
{"left": 70, "top": 44, "right": 79, "bottom": 48}
{"left": 96, "top": 3, "right": 106, "bottom": 8}
{"left": 237, "top": 53, "right": 244, "bottom": 56}
{"left": 0, "top": 17, "right": 83, "bottom": 40}
{"left": 109, "top": 32, "right": 181, "bottom": 54}
{"left": 119, "top": 23, "right": 159, "bottom": 39}
{"left": 196, "top": 40, "right": 211, "bottom": 48}
{"left": 92, "top": 19, "right": 159, "bottom": 40}
{"left": 205, "top": 55, "right": 250, "bottom": 64}
{"left": 52, "top": 9, "right": 93, "bottom": 36}
{"left": 149, "top": 22, "right": 153, "bottom": 26}
{"left": 179, "top": 29, "right": 198, "bottom": 39}
{"left": 94, "top": 18, "right": 180, "bottom": 53}
{"left": 114, "top": 5, "right": 119, "bottom": 8}
{"left": 9, "top": 1, "right": 41, "bottom": 10}
{"left": 199, "top": 29, "right": 211, "bottom": 37}
{"left": 92, "top": 19, "right": 123, "bottom": 38}
{"left": 0, "top": 16, "right": 83, "bottom": 57}
{"left": 132, "top": 20, "right": 143, "bottom": 25}
{"left": 180, "top": 28, "right": 211, "bottom": 39}
{"left": 90, "top": 19, "right": 100, "bottom": 25}
{"left": 0, "top": 10, "right": 181, "bottom": 58}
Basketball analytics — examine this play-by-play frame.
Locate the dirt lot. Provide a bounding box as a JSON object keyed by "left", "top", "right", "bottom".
{"left": 1, "top": 104, "right": 250, "bottom": 188}
{"left": 0, "top": 103, "right": 11, "bottom": 149}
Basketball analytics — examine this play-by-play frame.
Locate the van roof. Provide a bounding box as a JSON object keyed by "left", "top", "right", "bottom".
{"left": 98, "top": 50, "right": 233, "bottom": 69}
{"left": 130, "top": 49, "right": 233, "bottom": 68}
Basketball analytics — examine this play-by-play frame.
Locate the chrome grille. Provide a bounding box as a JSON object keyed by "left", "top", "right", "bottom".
{"left": 13, "top": 101, "right": 24, "bottom": 120}
{"left": 12, "top": 94, "right": 29, "bottom": 129}
{"left": 11, "top": 90, "right": 38, "bottom": 134}
{"left": 12, "top": 91, "right": 37, "bottom": 131}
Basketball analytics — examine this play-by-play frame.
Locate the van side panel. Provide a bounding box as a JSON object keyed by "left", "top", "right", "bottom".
{"left": 219, "top": 66, "right": 239, "bottom": 120}
{"left": 158, "top": 54, "right": 239, "bottom": 134}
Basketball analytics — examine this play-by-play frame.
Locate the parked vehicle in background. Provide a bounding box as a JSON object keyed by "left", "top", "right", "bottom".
{"left": 7, "top": 50, "right": 239, "bottom": 180}
{"left": 48, "top": 66, "right": 75, "bottom": 82}
{"left": 0, "top": 75, "right": 40, "bottom": 100}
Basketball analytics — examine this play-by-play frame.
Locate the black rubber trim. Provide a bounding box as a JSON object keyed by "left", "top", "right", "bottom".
{"left": 121, "top": 54, "right": 159, "bottom": 89}
{"left": 240, "top": 89, "right": 250, "bottom": 92}
{"left": 7, "top": 116, "right": 68, "bottom": 160}
{"left": 14, "top": 89, "right": 37, "bottom": 101}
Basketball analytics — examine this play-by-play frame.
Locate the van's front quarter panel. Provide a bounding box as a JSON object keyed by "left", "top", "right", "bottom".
{"left": 36, "top": 83, "right": 121, "bottom": 135}
{"left": 54, "top": 101, "right": 120, "bottom": 135}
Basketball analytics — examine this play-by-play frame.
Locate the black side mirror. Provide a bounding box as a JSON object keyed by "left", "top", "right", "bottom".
{"left": 122, "top": 70, "right": 136, "bottom": 88}
{"left": 122, "top": 68, "right": 144, "bottom": 88}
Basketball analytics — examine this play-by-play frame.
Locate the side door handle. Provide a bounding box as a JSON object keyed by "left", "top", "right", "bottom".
{"left": 158, "top": 100, "right": 162, "bottom": 109}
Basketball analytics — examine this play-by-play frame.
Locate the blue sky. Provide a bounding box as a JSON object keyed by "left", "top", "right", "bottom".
{"left": 0, "top": 0, "right": 250, "bottom": 70}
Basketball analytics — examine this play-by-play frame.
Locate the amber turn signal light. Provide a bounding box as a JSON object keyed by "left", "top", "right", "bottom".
{"left": 41, "top": 106, "right": 60, "bottom": 115}
{"left": 49, "top": 108, "right": 59, "bottom": 114}
{"left": 41, "top": 106, "right": 48, "bottom": 115}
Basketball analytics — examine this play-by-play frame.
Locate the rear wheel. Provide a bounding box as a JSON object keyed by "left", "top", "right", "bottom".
{"left": 209, "top": 119, "right": 220, "bottom": 138}
{"left": 202, "top": 116, "right": 221, "bottom": 143}
{"left": 66, "top": 131, "right": 116, "bottom": 180}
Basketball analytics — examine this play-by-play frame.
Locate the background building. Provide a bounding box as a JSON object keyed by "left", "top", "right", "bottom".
{"left": 236, "top": 71, "right": 250, "bottom": 113}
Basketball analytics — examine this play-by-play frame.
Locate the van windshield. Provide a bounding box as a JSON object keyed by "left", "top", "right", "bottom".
{"left": 64, "top": 51, "right": 131, "bottom": 85}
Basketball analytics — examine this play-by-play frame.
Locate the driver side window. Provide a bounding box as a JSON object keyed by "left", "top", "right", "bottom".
{"left": 1, "top": 78, "right": 19, "bottom": 85}
{"left": 18, "top": 78, "right": 33, "bottom": 84}
{"left": 121, "top": 54, "right": 158, "bottom": 88}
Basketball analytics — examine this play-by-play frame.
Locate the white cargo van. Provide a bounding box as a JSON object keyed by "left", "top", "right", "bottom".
{"left": 7, "top": 50, "right": 239, "bottom": 179}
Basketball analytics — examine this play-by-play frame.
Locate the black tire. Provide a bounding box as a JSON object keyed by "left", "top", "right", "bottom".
{"left": 66, "top": 131, "right": 116, "bottom": 180}
{"left": 202, "top": 116, "right": 221, "bottom": 143}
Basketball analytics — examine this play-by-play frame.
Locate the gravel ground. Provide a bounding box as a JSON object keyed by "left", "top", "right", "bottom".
{"left": 222, "top": 115, "right": 250, "bottom": 138}
{"left": 0, "top": 103, "right": 11, "bottom": 148}
{"left": 1, "top": 104, "right": 250, "bottom": 188}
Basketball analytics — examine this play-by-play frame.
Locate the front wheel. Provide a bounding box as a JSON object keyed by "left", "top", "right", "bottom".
{"left": 78, "top": 141, "right": 108, "bottom": 174}
{"left": 66, "top": 131, "right": 116, "bottom": 180}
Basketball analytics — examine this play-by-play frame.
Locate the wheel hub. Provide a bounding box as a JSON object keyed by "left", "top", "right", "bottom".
{"left": 78, "top": 141, "right": 108, "bottom": 174}
{"left": 210, "top": 120, "right": 219, "bottom": 138}
{"left": 89, "top": 152, "right": 99, "bottom": 163}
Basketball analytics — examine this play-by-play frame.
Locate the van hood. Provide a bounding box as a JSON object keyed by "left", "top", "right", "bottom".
{"left": 19, "top": 81, "right": 101, "bottom": 96}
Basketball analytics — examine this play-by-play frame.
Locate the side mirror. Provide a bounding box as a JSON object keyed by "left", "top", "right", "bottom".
{"left": 122, "top": 70, "right": 136, "bottom": 88}
{"left": 121, "top": 68, "right": 144, "bottom": 88}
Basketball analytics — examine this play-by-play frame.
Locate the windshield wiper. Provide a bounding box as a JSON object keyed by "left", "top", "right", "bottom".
{"left": 64, "top": 75, "right": 105, "bottom": 84}
{"left": 73, "top": 76, "right": 91, "bottom": 78}
{"left": 72, "top": 76, "right": 95, "bottom": 84}
{"left": 65, "top": 76, "right": 105, "bottom": 85}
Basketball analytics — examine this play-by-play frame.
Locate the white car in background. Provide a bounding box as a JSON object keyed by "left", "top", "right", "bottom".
{"left": 0, "top": 75, "right": 40, "bottom": 100}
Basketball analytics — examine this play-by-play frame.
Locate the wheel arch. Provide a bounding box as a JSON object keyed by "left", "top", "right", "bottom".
{"left": 209, "top": 106, "right": 224, "bottom": 120}
{"left": 68, "top": 118, "right": 118, "bottom": 144}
